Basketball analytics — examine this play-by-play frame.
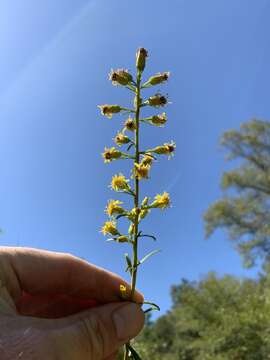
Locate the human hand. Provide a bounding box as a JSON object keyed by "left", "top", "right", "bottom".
{"left": 0, "top": 247, "right": 144, "bottom": 359}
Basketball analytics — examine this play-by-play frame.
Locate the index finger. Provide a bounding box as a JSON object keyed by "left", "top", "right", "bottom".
{"left": 0, "top": 247, "right": 143, "bottom": 304}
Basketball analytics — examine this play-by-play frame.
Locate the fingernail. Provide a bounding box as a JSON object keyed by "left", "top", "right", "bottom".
{"left": 113, "top": 303, "right": 144, "bottom": 341}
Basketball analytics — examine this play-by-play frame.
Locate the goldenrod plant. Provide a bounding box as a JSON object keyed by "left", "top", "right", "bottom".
{"left": 98, "top": 48, "right": 175, "bottom": 359}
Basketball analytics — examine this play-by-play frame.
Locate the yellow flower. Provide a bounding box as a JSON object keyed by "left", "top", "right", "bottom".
{"left": 113, "top": 132, "right": 130, "bottom": 146}
{"left": 124, "top": 117, "right": 137, "bottom": 132}
{"left": 111, "top": 173, "right": 130, "bottom": 191}
{"left": 134, "top": 163, "right": 151, "bottom": 179}
{"left": 151, "top": 192, "right": 171, "bottom": 209}
{"left": 150, "top": 141, "right": 176, "bottom": 157}
{"left": 105, "top": 200, "right": 125, "bottom": 217}
{"left": 102, "top": 147, "right": 122, "bottom": 163}
{"left": 141, "top": 153, "right": 154, "bottom": 166}
{"left": 147, "top": 94, "right": 168, "bottom": 107}
{"left": 101, "top": 221, "right": 119, "bottom": 236}
{"left": 150, "top": 113, "right": 167, "bottom": 126}
{"left": 98, "top": 104, "right": 122, "bottom": 118}
{"left": 109, "top": 69, "right": 133, "bottom": 86}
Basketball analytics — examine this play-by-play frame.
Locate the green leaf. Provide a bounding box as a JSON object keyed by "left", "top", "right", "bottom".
{"left": 126, "top": 344, "right": 142, "bottom": 360}
{"left": 138, "top": 233, "right": 157, "bottom": 241}
{"left": 127, "top": 143, "right": 135, "bottom": 151}
{"left": 116, "top": 214, "right": 126, "bottom": 220}
{"left": 139, "top": 249, "right": 161, "bottom": 265}
{"left": 143, "top": 301, "right": 161, "bottom": 313}
{"left": 124, "top": 253, "right": 133, "bottom": 274}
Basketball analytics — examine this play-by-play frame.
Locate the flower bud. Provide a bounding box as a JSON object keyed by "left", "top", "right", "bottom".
{"left": 109, "top": 69, "right": 133, "bottom": 86}
{"left": 147, "top": 94, "right": 168, "bottom": 107}
{"left": 98, "top": 104, "right": 122, "bottom": 118}
{"left": 139, "top": 209, "right": 149, "bottom": 221}
{"left": 124, "top": 117, "right": 137, "bottom": 132}
{"left": 142, "top": 197, "right": 150, "bottom": 207}
{"left": 102, "top": 147, "right": 122, "bottom": 163}
{"left": 149, "top": 141, "right": 176, "bottom": 157}
{"left": 149, "top": 113, "right": 167, "bottom": 127}
{"left": 128, "top": 223, "right": 135, "bottom": 235}
{"left": 143, "top": 72, "right": 170, "bottom": 87}
{"left": 116, "top": 235, "right": 129, "bottom": 243}
{"left": 139, "top": 197, "right": 150, "bottom": 221}
{"left": 136, "top": 48, "right": 148, "bottom": 72}
{"left": 113, "top": 132, "right": 131, "bottom": 146}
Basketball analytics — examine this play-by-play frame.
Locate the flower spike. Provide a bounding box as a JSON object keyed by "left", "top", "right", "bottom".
{"left": 98, "top": 48, "right": 174, "bottom": 360}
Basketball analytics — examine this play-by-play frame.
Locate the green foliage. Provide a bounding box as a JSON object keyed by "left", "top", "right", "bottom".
{"left": 204, "top": 119, "right": 270, "bottom": 267}
{"left": 126, "top": 271, "right": 270, "bottom": 359}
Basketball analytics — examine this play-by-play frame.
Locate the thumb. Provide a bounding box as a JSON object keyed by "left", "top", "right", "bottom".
{"left": 51, "top": 302, "right": 145, "bottom": 360}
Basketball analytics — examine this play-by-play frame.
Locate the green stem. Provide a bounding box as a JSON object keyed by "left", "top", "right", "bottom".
{"left": 124, "top": 70, "right": 142, "bottom": 360}
{"left": 131, "top": 72, "right": 141, "bottom": 298}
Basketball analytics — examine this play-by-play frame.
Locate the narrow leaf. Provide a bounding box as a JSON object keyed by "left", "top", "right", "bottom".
{"left": 124, "top": 253, "right": 132, "bottom": 267}
{"left": 116, "top": 214, "right": 126, "bottom": 220}
{"left": 124, "top": 253, "right": 132, "bottom": 274}
{"left": 127, "top": 143, "right": 135, "bottom": 151}
{"left": 138, "top": 234, "right": 157, "bottom": 241}
{"left": 139, "top": 249, "right": 161, "bottom": 265}
{"left": 143, "top": 301, "right": 160, "bottom": 313}
{"left": 126, "top": 344, "right": 142, "bottom": 360}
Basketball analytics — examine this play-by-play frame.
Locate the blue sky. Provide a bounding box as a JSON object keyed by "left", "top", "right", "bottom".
{"left": 0, "top": 0, "right": 269, "bottom": 316}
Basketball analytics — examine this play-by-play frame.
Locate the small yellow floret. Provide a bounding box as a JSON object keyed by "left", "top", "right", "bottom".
{"left": 98, "top": 104, "right": 121, "bottom": 118}
{"left": 106, "top": 200, "right": 124, "bottom": 217}
{"left": 113, "top": 132, "right": 130, "bottom": 146}
{"left": 151, "top": 192, "right": 171, "bottom": 209}
{"left": 111, "top": 173, "right": 130, "bottom": 191}
{"left": 124, "top": 117, "right": 137, "bottom": 132}
{"left": 101, "top": 221, "right": 119, "bottom": 236}
{"left": 141, "top": 153, "right": 154, "bottom": 166}
{"left": 134, "top": 163, "right": 151, "bottom": 179}
{"left": 150, "top": 141, "right": 176, "bottom": 158}
{"left": 150, "top": 113, "right": 167, "bottom": 126}
{"left": 102, "top": 147, "right": 122, "bottom": 163}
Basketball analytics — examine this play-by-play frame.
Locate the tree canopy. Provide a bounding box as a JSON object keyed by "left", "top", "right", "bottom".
{"left": 127, "top": 270, "right": 270, "bottom": 359}
{"left": 204, "top": 119, "right": 270, "bottom": 267}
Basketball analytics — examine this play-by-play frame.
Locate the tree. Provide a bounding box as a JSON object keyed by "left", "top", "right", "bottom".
{"left": 133, "top": 271, "right": 270, "bottom": 359}
{"left": 204, "top": 119, "right": 270, "bottom": 267}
